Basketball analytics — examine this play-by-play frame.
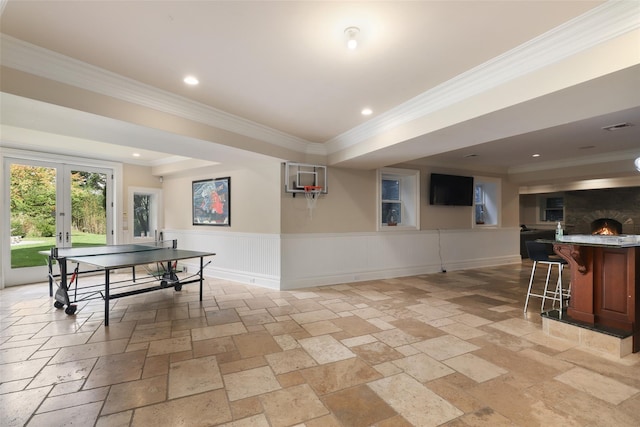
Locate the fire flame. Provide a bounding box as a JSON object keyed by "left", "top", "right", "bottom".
{"left": 593, "top": 226, "right": 618, "bottom": 236}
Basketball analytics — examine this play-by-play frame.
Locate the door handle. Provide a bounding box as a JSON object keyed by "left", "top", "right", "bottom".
{"left": 58, "top": 232, "right": 63, "bottom": 243}
{"left": 65, "top": 232, "right": 70, "bottom": 243}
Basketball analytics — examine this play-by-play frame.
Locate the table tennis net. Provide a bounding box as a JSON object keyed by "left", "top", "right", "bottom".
{"left": 50, "top": 239, "right": 178, "bottom": 259}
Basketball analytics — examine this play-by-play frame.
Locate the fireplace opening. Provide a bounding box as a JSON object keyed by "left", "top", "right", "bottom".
{"left": 591, "top": 218, "right": 622, "bottom": 235}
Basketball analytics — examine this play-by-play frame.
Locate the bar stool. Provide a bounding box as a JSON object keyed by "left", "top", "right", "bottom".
{"left": 523, "top": 240, "right": 569, "bottom": 313}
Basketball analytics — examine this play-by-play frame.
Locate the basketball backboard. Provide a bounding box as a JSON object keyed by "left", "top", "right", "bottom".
{"left": 284, "top": 162, "right": 327, "bottom": 194}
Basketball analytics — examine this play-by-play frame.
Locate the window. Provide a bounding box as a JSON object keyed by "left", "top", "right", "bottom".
{"left": 382, "top": 178, "right": 401, "bottom": 226}
{"left": 475, "top": 184, "right": 486, "bottom": 224}
{"left": 129, "top": 187, "right": 162, "bottom": 240}
{"left": 538, "top": 194, "right": 564, "bottom": 222}
{"left": 377, "top": 168, "right": 419, "bottom": 230}
{"left": 474, "top": 176, "right": 500, "bottom": 226}
{"left": 133, "top": 193, "right": 152, "bottom": 237}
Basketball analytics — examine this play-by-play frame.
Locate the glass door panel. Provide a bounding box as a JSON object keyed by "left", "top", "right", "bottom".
{"left": 69, "top": 169, "right": 108, "bottom": 248}
{"left": 4, "top": 158, "right": 113, "bottom": 287}
{"left": 9, "top": 163, "right": 58, "bottom": 269}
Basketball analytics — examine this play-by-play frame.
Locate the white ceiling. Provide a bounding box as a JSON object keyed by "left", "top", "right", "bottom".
{"left": 1, "top": 0, "right": 639, "bottom": 185}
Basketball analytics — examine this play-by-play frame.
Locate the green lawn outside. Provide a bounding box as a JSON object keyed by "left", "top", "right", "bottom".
{"left": 11, "top": 233, "right": 106, "bottom": 268}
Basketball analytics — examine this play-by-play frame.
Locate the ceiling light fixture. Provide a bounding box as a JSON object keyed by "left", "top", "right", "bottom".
{"left": 184, "top": 75, "right": 199, "bottom": 85}
{"left": 635, "top": 157, "right": 640, "bottom": 172}
{"left": 132, "top": 153, "right": 141, "bottom": 157}
{"left": 532, "top": 154, "right": 541, "bottom": 158}
{"left": 344, "top": 26, "right": 360, "bottom": 50}
{"left": 361, "top": 108, "right": 372, "bottom": 116}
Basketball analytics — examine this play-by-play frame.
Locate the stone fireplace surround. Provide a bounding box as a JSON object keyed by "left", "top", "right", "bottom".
{"left": 563, "top": 187, "right": 640, "bottom": 236}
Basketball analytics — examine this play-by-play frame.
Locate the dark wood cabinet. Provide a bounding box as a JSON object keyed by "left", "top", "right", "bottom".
{"left": 593, "top": 247, "right": 637, "bottom": 331}
{"left": 554, "top": 243, "right": 640, "bottom": 352}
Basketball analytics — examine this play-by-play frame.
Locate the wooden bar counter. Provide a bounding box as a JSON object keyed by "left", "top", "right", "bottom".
{"left": 551, "top": 235, "right": 640, "bottom": 352}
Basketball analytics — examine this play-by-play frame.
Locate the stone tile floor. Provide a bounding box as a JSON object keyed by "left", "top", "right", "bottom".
{"left": 1, "top": 262, "right": 640, "bottom": 426}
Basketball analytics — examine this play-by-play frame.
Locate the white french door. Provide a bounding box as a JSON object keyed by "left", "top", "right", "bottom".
{"left": 55, "top": 164, "right": 112, "bottom": 249}
{"left": 3, "top": 157, "right": 114, "bottom": 287}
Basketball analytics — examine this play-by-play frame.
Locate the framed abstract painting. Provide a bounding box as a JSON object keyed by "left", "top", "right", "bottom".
{"left": 192, "top": 177, "right": 230, "bottom": 226}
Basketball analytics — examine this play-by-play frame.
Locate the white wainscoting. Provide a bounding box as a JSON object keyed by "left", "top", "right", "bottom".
{"left": 164, "top": 227, "right": 521, "bottom": 290}
{"left": 163, "top": 229, "right": 281, "bottom": 289}
{"left": 280, "top": 228, "right": 521, "bottom": 289}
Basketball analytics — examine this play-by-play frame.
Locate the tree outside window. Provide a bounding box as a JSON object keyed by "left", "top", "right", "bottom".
{"left": 133, "top": 194, "right": 150, "bottom": 237}
{"left": 10, "top": 165, "right": 57, "bottom": 238}
{"left": 71, "top": 171, "right": 107, "bottom": 235}
{"left": 130, "top": 187, "right": 162, "bottom": 239}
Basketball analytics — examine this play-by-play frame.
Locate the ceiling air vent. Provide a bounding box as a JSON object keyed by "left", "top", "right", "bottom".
{"left": 602, "top": 122, "right": 633, "bottom": 131}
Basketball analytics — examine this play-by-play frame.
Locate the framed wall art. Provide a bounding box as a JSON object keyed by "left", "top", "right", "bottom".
{"left": 192, "top": 177, "right": 230, "bottom": 226}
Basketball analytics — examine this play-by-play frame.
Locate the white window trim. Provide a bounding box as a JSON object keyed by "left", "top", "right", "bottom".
{"left": 377, "top": 167, "right": 420, "bottom": 231}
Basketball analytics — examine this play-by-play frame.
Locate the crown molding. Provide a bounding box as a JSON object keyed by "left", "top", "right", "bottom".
{"left": 0, "top": 34, "right": 319, "bottom": 155}
{"left": 326, "top": 0, "right": 640, "bottom": 153}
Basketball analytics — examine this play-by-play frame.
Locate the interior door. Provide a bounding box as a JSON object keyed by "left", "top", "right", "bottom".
{"left": 3, "top": 158, "right": 113, "bottom": 287}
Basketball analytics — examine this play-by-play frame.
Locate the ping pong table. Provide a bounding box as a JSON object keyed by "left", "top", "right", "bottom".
{"left": 43, "top": 240, "right": 215, "bottom": 326}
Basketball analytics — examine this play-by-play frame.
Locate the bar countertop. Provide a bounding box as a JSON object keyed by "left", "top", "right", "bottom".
{"left": 540, "top": 234, "right": 640, "bottom": 248}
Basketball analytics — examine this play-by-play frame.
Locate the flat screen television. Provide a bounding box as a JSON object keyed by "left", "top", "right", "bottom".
{"left": 429, "top": 173, "right": 474, "bottom": 206}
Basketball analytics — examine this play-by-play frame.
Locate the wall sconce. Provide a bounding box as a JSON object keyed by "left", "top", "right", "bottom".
{"left": 635, "top": 156, "right": 640, "bottom": 172}
{"left": 345, "top": 26, "right": 360, "bottom": 50}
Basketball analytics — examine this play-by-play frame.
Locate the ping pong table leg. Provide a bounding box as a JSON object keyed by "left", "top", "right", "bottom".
{"left": 199, "top": 256, "right": 204, "bottom": 301}
{"left": 105, "top": 269, "right": 110, "bottom": 326}
{"left": 48, "top": 255, "right": 54, "bottom": 297}
{"left": 53, "top": 257, "right": 71, "bottom": 310}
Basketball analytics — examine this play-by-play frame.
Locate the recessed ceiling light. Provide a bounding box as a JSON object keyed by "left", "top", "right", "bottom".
{"left": 361, "top": 108, "right": 372, "bottom": 116}
{"left": 132, "top": 153, "right": 141, "bottom": 157}
{"left": 532, "top": 154, "right": 541, "bottom": 158}
{"left": 184, "top": 76, "right": 199, "bottom": 85}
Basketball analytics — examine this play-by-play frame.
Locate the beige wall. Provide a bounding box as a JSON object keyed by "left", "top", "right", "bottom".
{"left": 281, "top": 167, "right": 377, "bottom": 233}
{"left": 160, "top": 159, "right": 520, "bottom": 236}
{"left": 281, "top": 163, "right": 519, "bottom": 233}
{"left": 519, "top": 194, "right": 539, "bottom": 227}
{"left": 123, "top": 164, "right": 162, "bottom": 189}
{"left": 394, "top": 164, "right": 519, "bottom": 230}
{"left": 501, "top": 178, "right": 520, "bottom": 228}
{"left": 163, "top": 163, "right": 281, "bottom": 234}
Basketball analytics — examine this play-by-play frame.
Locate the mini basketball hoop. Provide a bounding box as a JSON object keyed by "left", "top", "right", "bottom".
{"left": 304, "top": 186, "right": 323, "bottom": 218}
